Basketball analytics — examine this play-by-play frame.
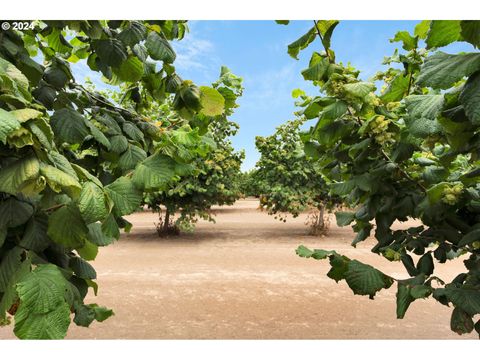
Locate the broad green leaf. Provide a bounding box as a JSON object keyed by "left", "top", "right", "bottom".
{"left": 391, "top": 31, "right": 417, "bottom": 51}
{"left": 417, "top": 252, "right": 434, "bottom": 275}
{"left": 91, "top": 304, "right": 114, "bottom": 322}
{"left": 405, "top": 95, "right": 444, "bottom": 137}
{"left": 335, "top": 211, "right": 355, "bottom": 226}
{"left": 0, "top": 58, "right": 31, "bottom": 101}
{"left": 199, "top": 86, "right": 225, "bottom": 116}
{"left": 122, "top": 122, "right": 144, "bottom": 143}
{"left": 10, "top": 109, "right": 42, "bottom": 123}
{"left": 414, "top": 20, "right": 431, "bottom": 39}
{"left": 275, "top": 20, "right": 289, "bottom": 25}
{"left": 459, "top": 71, "right": 480, "bottom": 125}
{"left": 73, "top": 304, "right": 95, "bottom": 327}
{"left": 101, "top": 214, "right": 120, "bottom": 239}
{"left": 0, "top": 156, "right": 40, "bottom": 195}
{"left": 0, "top": 108, "right": 21, "bottom": 144}
{"left": 132, "top": 152, "right": 176, "bottom": 190}
{"left": 145, "top": 31, "right": 176, "bottom": 63}
{"left": 445, "top": 287, "right": 480, "bottom": 316}
{"left": 326, "top": 254, "right": 350, "bottom": 282}
{"left": 344, "top": 260, "right": 394, "bottom": 298}
{"left": 426, "top": 21, "right": 462, "bottom": 49}
{"left": 460, "top": 21, "right": 480, "bottom": 48}
{"left": 14, "top": 301, "right": 70, "bottom": 340}
{"left": 381, "top": 74, "right": 410, "bottom": 102}
{"left": 0, "top": 198, "right": 34, "bottom": 229}
{"left": 27, "top": 117, "right": 54, "bottom": 150}
{"left": 288, "top": 26, "right": 317, "bottom": 59}
{"left": 19, "top": 215, "right": 50, "bottom": 252}
{"left": 14, "top": 264, "right": 71, "bottom": 339}
{"left": 92, "top": 38, "right": 127, "bottom": 67}
{"left": 105, "top": 176, "right": 143, "bottom": 216}
{"left": 76, "top": 240, "right": 98, "bottom": 261}
{"left": 114, "top": 56, "right": 144, "bottom": 82}
{"left": 87, "top": 222, "right": 115, "bottom": 246}
{"left": 47, "top": 204, "right": 89, "bottom": 248}
{"left": 50, "top": 108, "right": 90, "bottom": 144}
{"left": 417, "top": 52, "right": 480, "bottom": 89}
{"left": 118, "top": 145, "right": 147, "bottom": 171}
{"left": 302, "top": 53, "right": 330, "bottom": 81}
{"left": 69, "top": 257, "right": 96, "bottom": 280}
{"left": 450, "top": 307, "right": 474, "bottom": 335}
{"left": 77, "top": 182, "right": 109, "bottom": 224}
{"left": 343, "top": 82, "right": 376, "bottom": 99}
{"left": 118, "top": 21, "right": 146, "bottom": 47}
{"left": 85, "top": 121, "right": 111, "bottom": 149}
{"left": 40, "top": 163, "right": 82, "bottom": 197}
{"left": 109, "top": 134, "right": 128, "bottom": 153}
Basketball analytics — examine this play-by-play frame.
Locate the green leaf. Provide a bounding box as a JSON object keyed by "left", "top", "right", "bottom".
{"left": 391, "top": 31, "right": 417, "bottom": 51}
{"left": 426, "top": 21, "right": 462, "bottom": 49}
{"left": 0, "top": 156, "right": 40, "bottom": 195}
{"left": 458, "top": 228, "right": 480, "bottom": 247}
{"left": 417, "top": 252, "right": 434, "bottom": 276}
{"left": 275, "top": 20, "right": 289, "bottom": 25}
{"left": 381, "top": 74, "right": 410, "bottom": 102}
{"left": 85, "top": 121, "right": 111, "bottom": 149}
{"left": 10, "top": 108, "right": 42, "bottom": 123}
{"left": 109, "top": 134, "right": 128, "bottom": 153}
{"left": 343, "top": 82, "right": 376, "bottom": 99}
{"left": 47, "top": 204, "right": 89, "bottom": 248}
{"left": 40, "top": 163, "right": 81, "bottom": 197}
{"left": 14, "top": 301, "right": 70, "bottom": 339}
{"left": 0, "top": 108, "right": 21, "bottom": 144}
{"left": 335, "top": 211, "right": 355, "bottom": 226}
{"left": 414, "top": 20, "right": 431, "bottom": 39}
{"left": 77, "top": 182, "right": 109, "bottom": 224}
{"left": 76, "top": 240, "right": 98, "bottom": 261}
{"left": 460, "top": 21, "right": 480, "bottom": 48}
{"left": 92, "top": 304, "right": 114, "bottom": 322}
{"left": 301, "top": 54, "right": 330, "bottom": 81}
{"left": 0, "top": 198, "right": 34, "bottom": 229}
{"left": 344, "top": 260, "right": 394, "bottom": 298}
{"left": 396, "top": 282, "right": 413, "bottom": 319}
{"left": 0, "top": 247, "right": 25, "bottom": 292}
{"left": 119, "top": 145, "right": 147, "bottom": 171}
{"left": 92, "top": 38, "right": 127, "bottom": 67}
{"left": 314, "top": 20, "right": 339, "bottom": 51}
{"left": 118, "top": 21, "right": 146, "bottom": 47}
{"left": 132, "top": 152, "right": 176, "bottom": 190}
{"left": 405, "top": 95, "right": 444, "bottom": 137}
{"left": 199, "top": 86, "right": 225, "bottom": 116}
{"left": 417, "top": 52, "right": 480, "bottom": 90}
{"left": 296, "top": 245, "right": 315, "bottom": 258}
{"left": 145, "top": 31, "right": 176, "bottom": 63}
{"left": 50, "top": 108, "right": 90, "bottom": 144}
{"left": 19, "top": 215, "right": 50, "bottom": 252}
{"left": 14, "top": 264, "right": 71, "bottom": 339}
{"left": 73, "top": 304, "right": 95, "bottom": 327}
{"left": 113, "top": 56, "right": 144, "bottom": 82}
{"left": 69, "top": 257, "right": 96, "bottom": 280}
{"left": 445, "top": 287, "right": 480, "bottom": 316}
{"left": 27, "top": 117, "right": 54, "bottom": 150}
{"left": 105, "top": 176, "right": 143, "bottom": 216}
{"left": 101, "top": 214, "right": 120, "bottom": 239}
{"left": 459, "top": 71, "right": 480, "bottom": 125}
{"left": 87, "top": 222, "right": 115, "bottom": 246}
{"left": 288, "top": 26, "right": 317, "bottom": 60}
{"left": 122, "top": 122, "right": 144, "bottom": 143}
{"left": 450, "top": 307, "right": 474, "bottom": 335}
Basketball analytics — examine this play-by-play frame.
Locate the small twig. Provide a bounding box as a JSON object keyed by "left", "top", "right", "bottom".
{"left": 43, "top": 203, "right": 66, "bottom": 212}
{"left": 313, "top": 20, "right": 333, "bottom": 63}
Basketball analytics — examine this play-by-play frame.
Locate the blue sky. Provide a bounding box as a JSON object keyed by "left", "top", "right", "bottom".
{"left": 72, "top": 21, "right": 475, "bottom": 171}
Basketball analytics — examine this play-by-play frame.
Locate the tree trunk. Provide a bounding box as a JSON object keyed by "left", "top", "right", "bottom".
{"left": 163, "top": 207, "right": 170, "bottom": 232}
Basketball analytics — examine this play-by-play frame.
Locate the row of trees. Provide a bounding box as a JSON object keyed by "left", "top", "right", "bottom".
{"left": 0, "top": 20, "right": 243, "bottom": 339}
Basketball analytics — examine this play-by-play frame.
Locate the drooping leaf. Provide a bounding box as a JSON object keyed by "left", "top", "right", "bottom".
{"left": 47, "top": 204, "right": 89, "bottom": 248}
{"left": 288, "top": 26, "right": 317, "bottom": 60}
{"left": 199, "top": 86, "right": 225, "bottom": 116}
{"left": 145, "top": 31, "right": 176, "bottom": 63}
{"left": 0, "top": 198, "right": 34, "bottom": 229}
{"left": 344, "top": 260, "right": 394, "bottom": 298}
{"left": 50, "top": 108, "right": 90, "bottom": 144}
{"left": 460, "top": 21, "right": 480, "bottom": 48}
{"left": 77, "top": 181, "right": 109, "bottom": 224}
{"left": 0, "top": 108, "right": 21, "bottom": 144}
{"left": 92, "top": 38, "right": 128, "bottom": 67}
{"left": 105, "top": 176, "right": 143, "bottom": 216}
{"left": 459, "top": 71, "right": 480, "bottom": 125}
{"left": 0, "top": 156, "right": 40, "bottom": 195}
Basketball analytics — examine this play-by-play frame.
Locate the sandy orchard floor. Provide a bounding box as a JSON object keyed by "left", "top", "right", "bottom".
{"left": 0, "top": 199, "right": 477, "bottom": 339}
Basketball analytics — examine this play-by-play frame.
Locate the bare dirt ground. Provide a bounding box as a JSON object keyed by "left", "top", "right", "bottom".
{"left": 1, "top": 199, "right": 476, "bottom": 339}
